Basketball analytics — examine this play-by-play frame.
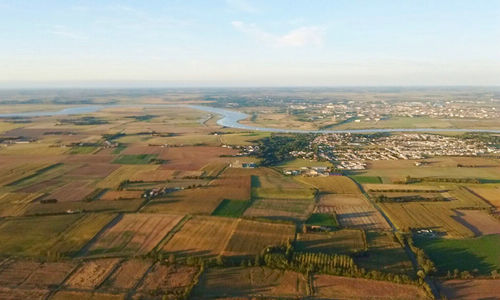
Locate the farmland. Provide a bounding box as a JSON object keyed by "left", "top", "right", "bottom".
{"left": 85, "top": 213, "right": 182, "bottom": 256}
{"left": 313, "top": 274, "right": 428, "bottom": 299}
{"left": 162, "top": 216, "right": 237, "bottom": 259}
{"left": 415, "top": 234, "right": 500, "bottom": 275}
{"left": 0, "top": 89, "right": 498, "bottom": 299}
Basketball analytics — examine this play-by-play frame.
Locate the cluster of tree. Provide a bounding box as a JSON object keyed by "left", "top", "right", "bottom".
{"left": 405, "top": 235, "right": 437, "bottom": 277}
{"left": 374, "top": 194, "right": 445, "bottom": 203}
{"left": 59, "top": 116, "right": 108, "bottom": 125}
{"left": 256, "top": 134, "right": 316, "bottom": 166}
{"left": 102, "top": 132, "right": 126, "bottom": 141}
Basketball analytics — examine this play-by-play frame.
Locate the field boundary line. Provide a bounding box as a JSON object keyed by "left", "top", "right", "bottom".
{"left": 125, "top": 261, "right": 157, "bottom": 300}
{"left": 154, "top": 214, "right": 191, "bottom": 252}
{"left": 44, "top": 260, "right": 83, "bottom": 300}
{"left": 94, "top": 258, "right": 126, "bottom": 290}
{"left": 75, "top": 213, "right": 123, "bottom": 257}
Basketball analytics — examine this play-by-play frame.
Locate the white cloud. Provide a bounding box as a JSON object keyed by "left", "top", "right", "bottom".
{"left": 231, "top": 21, "right": 324, "bottom": 47}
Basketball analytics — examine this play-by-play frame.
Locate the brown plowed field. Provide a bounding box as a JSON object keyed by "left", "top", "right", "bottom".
{"left": 67, "top": 163, "right": 120, "bottom": 178}
{"left": 46, "top": 181, "right": 95, "bottom": 202}
{"left": 440, "top": 279, "right": 500, "bottom": 300}
{"left": 454, "top": 209, "right": 500, "bottom": 236}
{"left": 313, "top": 274, "right": 428, "bottom": 299}
{"left": 159, "top": 146, "right": 237, "bottom": 170}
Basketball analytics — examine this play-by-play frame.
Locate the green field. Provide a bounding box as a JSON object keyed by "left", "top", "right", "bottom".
{"left": 350, "top": 175, "right": 382, "bottom": 184}
{"left": 415, "top": 234, "right": 500, "bottom": 275}
{"left": 113, "top": 154, "right": 158, "bottom": 164}
{"left": 306, "top": 213, "right": 338, "bottom": 227}
{"left": 69, "top": 146, "right": 98, "bottom": 154}
{"left": 211, "top": 199, "right": 249, "bottom": 217}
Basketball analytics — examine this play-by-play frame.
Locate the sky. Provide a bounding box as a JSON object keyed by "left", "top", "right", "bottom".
{"left": 0, "top": 0, "right": 499, "bottom": 87}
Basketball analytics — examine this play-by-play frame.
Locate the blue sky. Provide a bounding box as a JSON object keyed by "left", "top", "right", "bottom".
{"left": 1, "top": 0, "right": 499, "bottom": 87}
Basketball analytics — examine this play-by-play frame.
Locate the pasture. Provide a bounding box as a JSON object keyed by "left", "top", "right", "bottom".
{"left": 243, "top": 198, "right": 315, "bottom": 221}
{"left": 415, "top": 234, "right": 500, "bottom": 275}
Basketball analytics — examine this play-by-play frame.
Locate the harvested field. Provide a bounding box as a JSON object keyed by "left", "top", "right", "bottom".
{"left": 364, "top": 183, "right": 445, "bottom": 192}
{"left": 0, "top": 260, "right": 76, "bottom": 289}
{"left": 296, "top": 176, "right": 361, "bottom": 194}
{"left": 17, "top": 179, "right": 63, "bottom": 193}
{"left": 24, "top": 199, "right": 143, "bottom": 215}
{"left": 129, "top": 169, "right": 175, "bottom": 182}
{"left": 296, "top": 229, "right": 365, "bottom": 254}
{"left": 162, "top": 216, "right": 237, "bottom": 258}
{"left": 454, "top": 209, "right": 500, "bottom": 236}
{"left": 0, "top": 287, "right": 49, "bottom": 300}
{"left": 448, "top": 187, "right": 490, "bottom": 208}
{"left": 100, "top": 190, "right": 143, "bottom": 201}
{"left": 253, "top": 169, "right": 315, "bottom": 200}
{"left": 439, "top": 279, "right": 500, "bottom": 300}
{"left": 191, "top": 267, "right": 308, "bottom": 299}
{"left": 243, "top": 198, "right": 314, "bottom": 221}
{"left": 144, "top": 186, "right": 230, "bottom": 215}
{"left": 0, "top": 192, "right": 43, "bottom": 217}
{"left": 0, "top": 162, "right": 52, "bottom": 187}
{"left": 52, "top": 291, "right": 125, "bottom": 300}
{"left": 63, "top": 154, "right": 115, "bottom": 164}
{"left": 318, "top": 193, "right": 368, "bottom": 206}
{"left": 223, "top": 219, "right": 295, "bottom": 256}
{"left": 468, "top": 186, "right": 500, "bottom": 208}
{"left": 86, "top": 214, "right": 182, "bottom": 256}
{"left": 97, "top": 165, "right": 158, "bottom": 189}
{"left": 313, "top": 274, "right": 427, "bottom": 299}
{"left": 45, "top": 180, "right": 94, "bottom": 202}
{"left": 159, "top": 146, "right": 237, "bottom": 171}
{"left": 65, "top": 258, "right": 121, "bottom": 289}
{"left": 380, "top": 202, "right": 473, "bottom": 238}
{"left": 50, "top": 213, "right": 117, "bottom": 256}
{"left": 135, "top": 263, "right": 198, "bottom": 297}
{"left": 201, "top": 161, "right": 228, "bottom": 178}
{"left": 317, "top": 204, "right": 390, "bottom": 231}
{"left": 66, "top": 163, "right": 120, "bottom": 178}
{"left": 101, "top": 259, "right": 152, "bottom": 291}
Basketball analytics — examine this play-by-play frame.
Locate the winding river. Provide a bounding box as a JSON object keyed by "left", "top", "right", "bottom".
{"left": 1, "top": 104, "right": 499, "bottom": 134}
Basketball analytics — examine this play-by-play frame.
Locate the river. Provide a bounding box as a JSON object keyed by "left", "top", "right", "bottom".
{"left": 1, "top": 104, "right": 499, "bottom": 134}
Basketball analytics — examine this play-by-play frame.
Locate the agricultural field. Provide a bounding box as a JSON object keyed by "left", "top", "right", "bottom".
{"left": 243, "top": 197, "right": 315, "bottom": 221}
{"left": 356, "top": 231, "right": 415, "bottom": 276}
{"left": 192, "top": 267, "right": 308, "bottom": 299}
{"left": 454, "top": 209, "right": 500, "bottom": 236}
{"left": 99, "top": 190, "right": 143, "bottom": 201}
{"left": 223, "top": 219, "right": 296, "bottom": 256}
{"left": 96, "top": 165, "right": 158, "bottom": 189}
{"left": 313, "top": 274, "right": 428, "bottom": 299}
{"left": 415, "top": 234, "right": 500, "bottom": 275}
{"left": 296, "top": 229, "right": 365, "bottom": 254}
{"left": 85, "top": 213, "right": 182, "bottom": 256}
{"left": 0, "top": 214, "right": 81, "bottom": 257}
{"left": 65, "top": 258, "right": 121, "bottom": 289}
{"left": 100, "top": 259, "right": 152, "bottom": 291}
{"left": 439, "top": 279, "right": 500, "bottom": 300}
{"left": 158, "top": 146, "right": 237, "bottom": 170}
{"left": 135, "top": 263, "right": 199, "bottom": 298}
{"left": 162, "top": 216, "right": 237, "bottom": 259}
{"left": 318, "top": 203, "right": 391, "bottom": 231}
{"left": 0, "top": 260, "right": 76, "bottom": 289}
{"left": 295, "top": 175, "right": 361, "bottom": 194}
{"left": 381, "top": 202, "right": 474, "bottom": 238}
{"left": 0, "top": 192, "right": 43, "bottom": 216}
